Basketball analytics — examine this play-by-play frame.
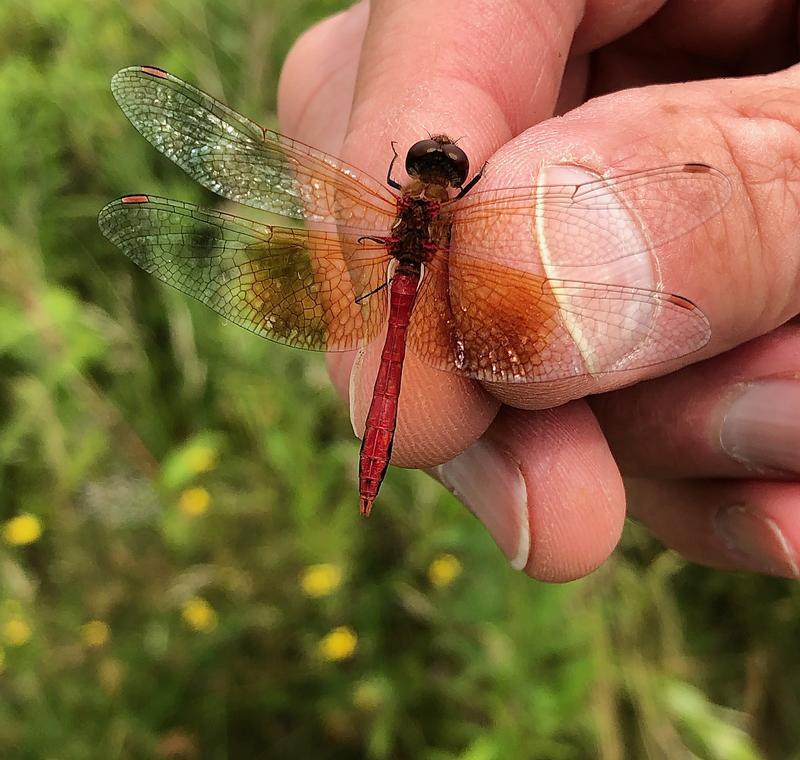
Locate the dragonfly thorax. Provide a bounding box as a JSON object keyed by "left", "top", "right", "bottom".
{"left": 389, "top": 195, "right": 443, "bottom": 267}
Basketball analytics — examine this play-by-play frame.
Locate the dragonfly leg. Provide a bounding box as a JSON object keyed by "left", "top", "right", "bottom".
{"left": 355, "top": 279, "right": 390, "bottom": 304}
{"left": 357, "top": 234, "right": 390, "bottom": 245}
{"left": 386, "top": 141, "right": 402, "bottom": 190}
{"left": 455, "top": 161, "right": 488, "bottom": 199}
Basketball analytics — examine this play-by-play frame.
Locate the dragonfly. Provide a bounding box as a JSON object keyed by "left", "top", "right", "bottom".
{"left": 99, "top": 66, "right": 731, "bottom": 516}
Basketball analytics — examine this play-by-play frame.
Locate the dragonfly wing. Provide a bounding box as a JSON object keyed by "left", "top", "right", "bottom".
{"left": 408, "top": 252, "right": 710, "bottom": 383}
{"left": 98, "top": 195, "right": 389, "bottom": 351}
{"left": 452, "top": 163, "right": 731, "bottom": 273}
{"left": 110, "top": 67, "right": 397, "bottom": 230}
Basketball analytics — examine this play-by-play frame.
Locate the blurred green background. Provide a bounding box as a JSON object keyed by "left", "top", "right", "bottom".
{"left": 1, "top": 1, "right": 799, "bottom": 758}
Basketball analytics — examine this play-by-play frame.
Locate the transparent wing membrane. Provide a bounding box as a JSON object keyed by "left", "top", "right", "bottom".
{"left": 409, "top": 252, "right": 710, "bottom": 383}
{"left": 99, "top": 195, "right": 389, "bottom": 351}
{"left": 452, "top": 163, "right": 731, "bottom": 269}
{"left": 111, "top": 66, "right": 396, "bottom": 230}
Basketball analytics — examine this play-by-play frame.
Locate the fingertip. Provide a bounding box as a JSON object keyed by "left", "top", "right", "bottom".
{"left": 507, "top": 403, "right": 626, "bottom": 582}
{"left": 440, "top": 402, "right": 626, "bottom": 582}
{"left": 437, "top": 438, "right": 530, "bottom": 570}
{"left": 627, "top": 479, "right": 800, "bottom": 579}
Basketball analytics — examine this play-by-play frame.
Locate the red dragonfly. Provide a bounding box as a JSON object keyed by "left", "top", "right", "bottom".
{"left": 99, "top": 66, "right": 730, "bottom": 516}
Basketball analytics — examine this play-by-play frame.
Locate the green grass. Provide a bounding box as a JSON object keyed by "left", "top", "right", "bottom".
{"left": 0, "top": 1, "right": 798, "bottom": 758}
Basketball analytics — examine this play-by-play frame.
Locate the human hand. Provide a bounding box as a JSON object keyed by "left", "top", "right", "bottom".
{"left": 278, "top": 0, "right": 800, "bottom": 580}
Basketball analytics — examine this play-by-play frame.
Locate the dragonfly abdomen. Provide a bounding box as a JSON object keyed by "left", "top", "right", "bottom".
{"left": 358, "top": 270, "right": 419, "bottom": 515}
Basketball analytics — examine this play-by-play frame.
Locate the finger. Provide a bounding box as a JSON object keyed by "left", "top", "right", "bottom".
{"left": 279, "top": 0, "right": 585, "bottom": 464}
{"left": 435, "top": 401, "right": 626, "bottom": 581}
{"left": 277, "top": 3, "right": 367, "bottom": 152}
{"left": 341, "top": 0, "right": 592, "bottom": 467}
{"left": 626, "top": 477, "right": 800, "bottom": 578}
{"left": 471, "top": 63, "right": 800, "bottom": 411}
{"left": 590, "top": 322, "right": 800, "bottom": 479}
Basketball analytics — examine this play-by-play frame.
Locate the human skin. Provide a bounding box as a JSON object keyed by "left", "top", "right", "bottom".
{"left": 277, "top": 0, "right": 800, "bottom": 581}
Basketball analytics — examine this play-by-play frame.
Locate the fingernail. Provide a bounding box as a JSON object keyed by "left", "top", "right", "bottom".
{"left": 438, "top": 441, "right": 530, "bottom": 570}
{"left": 714, "top": 505, "right": 799, "bottom": 578}
{"left": 348, "top": 347, "right": 367, "bottom": 436}
{"left": 720, "top": 379, "right": 800, "bottom": 475}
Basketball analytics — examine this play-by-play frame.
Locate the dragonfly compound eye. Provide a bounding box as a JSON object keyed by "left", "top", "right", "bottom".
{"left": 405, "top": 139, "right": 441, "bottom": 177}
{"left": 405, "top": 138, "right": 470, "bottom": 187}
{"left": 442, "top": 143, "right": 469, "bottom": 185}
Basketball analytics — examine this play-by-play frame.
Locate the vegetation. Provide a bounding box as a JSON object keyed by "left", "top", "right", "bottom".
{"left": 0, "top": 1, "right": 798, "bottom": 757}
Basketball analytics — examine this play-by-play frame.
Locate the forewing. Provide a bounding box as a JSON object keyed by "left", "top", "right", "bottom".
{"left": 98, "top": 195, "right": 389, "bottom": 351}
{"left": 452, "top": 163, "right": 731, "bottom": 270}
{"left": 409, "top": 252, "right": 710, "bottom": 383}
{"left": 111, "top": 66, "right": 396, "bottom": 230}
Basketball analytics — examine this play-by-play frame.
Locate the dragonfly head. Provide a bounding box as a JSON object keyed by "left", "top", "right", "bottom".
{"left": 405, "top": 135, "right": 469, "bottom": 189}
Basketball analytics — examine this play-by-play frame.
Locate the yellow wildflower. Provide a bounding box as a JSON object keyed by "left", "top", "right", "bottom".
{"left": 181, "top": 596, "right": 217, "bottom": 632}
{"left": 318, "top": 626, "right": 357, "bottom": 661}
{"left": 428, "top": 553, "right": 462, "bottom": 588}
{"left": 300, "top": 563, "right": 343, "bottom": 598}
{"left": 82, "top": 620, "right": 110, "bottom": 648}
{"left": 3, "top": 513, "right": 43, "bottom": 546}
{"left": 185, "top": 445, "right": 217, "bottom": 474}
{"left": 3, "top": 618, "right": 32, "bottom": 646}
{"left": 178, "top": 487, "right": 211, "bottom": 516}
